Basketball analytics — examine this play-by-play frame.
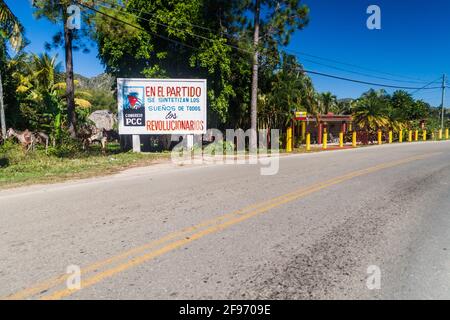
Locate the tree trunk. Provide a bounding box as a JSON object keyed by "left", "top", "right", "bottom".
{"left": 249, "top": 0, "right": 260, "bottom": 152}
{"left": 63, "top": 10, "right": 77, "bottom": 138}
{"left": 0, "top": 70, "right": 6, "bottom": 138}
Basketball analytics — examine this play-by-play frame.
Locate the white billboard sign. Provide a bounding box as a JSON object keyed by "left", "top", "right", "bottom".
{"left": 117, "top": 78, "right": 207, "bottom": 135}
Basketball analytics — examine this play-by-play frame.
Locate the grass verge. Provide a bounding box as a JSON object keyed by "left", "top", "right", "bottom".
{"left": 0, "top": 141, "right": 171, "bottom": 190}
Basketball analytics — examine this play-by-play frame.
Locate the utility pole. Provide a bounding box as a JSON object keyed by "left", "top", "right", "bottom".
{"left": 249, "top": 0, "right": 260, "bottom": 152}
{"left": 441, "top": 74, "right": 446, "bottom": 130}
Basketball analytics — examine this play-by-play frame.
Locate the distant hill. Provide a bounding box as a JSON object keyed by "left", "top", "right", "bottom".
{"left": 337, "top": 98, "right": 354, "bottom": 104}
{"left": 74, "top": 73, "right": 115, "bottom": 92}
{"left": 67, "top": 73, "right": 117, "bottom": 112}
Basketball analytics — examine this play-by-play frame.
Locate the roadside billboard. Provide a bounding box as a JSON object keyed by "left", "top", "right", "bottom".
{"left": 117, "top": 78, "right": 207, "bottom": 135}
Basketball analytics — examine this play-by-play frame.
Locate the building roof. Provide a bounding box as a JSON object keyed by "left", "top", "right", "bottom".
{"left": 294, "top": 113, "right": 353, "bottom": 122}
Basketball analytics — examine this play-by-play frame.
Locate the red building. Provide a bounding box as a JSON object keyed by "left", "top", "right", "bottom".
{"left": 293, "top": 113, "right": 353, "bottom": 145}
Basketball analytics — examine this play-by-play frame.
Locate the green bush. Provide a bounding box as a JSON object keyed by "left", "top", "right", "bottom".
{"left": 204, "top": 140, "right": 235, "bottom": 155}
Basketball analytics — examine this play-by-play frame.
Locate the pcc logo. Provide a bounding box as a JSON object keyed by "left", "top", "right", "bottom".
{"left": 122, "top": 86, "right": 145, "bottom": 127}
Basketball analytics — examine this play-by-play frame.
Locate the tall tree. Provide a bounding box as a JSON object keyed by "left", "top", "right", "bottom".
{"left": 250, "top": 0, "right": 260, "bottom": 151}
{"left": 32, "top": 0, "right": 90, "bottom": 138}
{"left": 0, "top": 0, "right": 24, "bottom": 137}
{"left": 241, "top": 0, "right": 309, "bottom": 149}
{"left": 258, "top": 54, "right": 307, "bottom": 132}
{"left": 390, "top": 90, "right": 414, "bottom": 121}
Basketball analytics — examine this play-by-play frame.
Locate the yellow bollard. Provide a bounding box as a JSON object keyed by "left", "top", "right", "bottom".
{"left": 306, "top": 133, "right": 311, "bottom": 151}
{"left": 408, "top": 130, "right": 412, "bottom": 142}
{"left": 377, "top": 130, "right": 382, "bottom": 145}
{"left": 446, "top": 128, "right": 449, "bottom": 140}
{"left": 415, "top": 130, "right": 419, "bottom": 141}
{"left": 301, "top": 121, "right": 306, "bottom": 142}
{"left": 339, "top": 132, "right": 344, "bottom": 148}
{"left": 423, "top": 130, "right": 427, "bottom": 141}
{"left": 286, "top": 127, "right": 293, "bottom": 152}
{"left": 431, "top": 131, "right": 435, "bottom": 141}
{"left": 388, "top": 131, "right": 393, "bottom": 144}
{"left": 399, "top": 130, "right": 403, "bottom": 143}
{"left": 323, "top": 132, "right": 327, "bottom": 150}
{"left": 439, "top": 129, "right": 442, "bottom": 140}
{"left": 352, "top": 131, "right": 357, "bottom": 147}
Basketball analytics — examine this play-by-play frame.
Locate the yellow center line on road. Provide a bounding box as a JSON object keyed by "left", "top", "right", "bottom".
{"left": 3, "top": 152, "right": 439, "bottom": 300}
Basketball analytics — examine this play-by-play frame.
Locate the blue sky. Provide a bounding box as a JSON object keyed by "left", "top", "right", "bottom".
{"left": 294, "top": 0, "right": 450, "bottom": 106}
{"left": 6, "top": 0, "right": 450, "bottom": 107}
{"left": 5, "top": 0, "right": 104, "bottom": 77}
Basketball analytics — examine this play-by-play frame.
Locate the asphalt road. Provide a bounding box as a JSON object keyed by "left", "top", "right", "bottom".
{"left": 1, "top": 141, "right": 450, "bottom": 300}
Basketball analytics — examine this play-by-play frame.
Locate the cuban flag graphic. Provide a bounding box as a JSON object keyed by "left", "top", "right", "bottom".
{"left": 123, "top": 89, "right": 144, "bottom": 110}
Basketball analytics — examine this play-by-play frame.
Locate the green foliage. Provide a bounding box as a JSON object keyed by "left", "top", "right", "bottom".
{"left": 234, "top": 0, "right": 309, "bottom": 67}
{"left": 11, "top": 53, "right": 64, "bottom": 137}
{"left": 351, "top": 89, "right": 436, "bottom": 135}
{"left": 0, "top": 140, "right": 170, "bottom": 188}
{"left": 7, "top": 52, "right": 94, "bottom": 145}
{"left": 1, "top": 40, "right": 25, "bottom": 128}
{"left": 258, "top": 54, "right": 312, "bottom": 130}
{"left": 353, "top": 89, "right": 391, "bottom": 132}
{"left": 391, "top": 90, "right": 430, "bottom": 122}
{"left": 333, "top": 99, "right": 355, "bottom": 115}
{"left": 86, "top": 89, "right": 116, "bottom": 112}
{"left": 319, "top": 92, "right": 337, "bottom": 114}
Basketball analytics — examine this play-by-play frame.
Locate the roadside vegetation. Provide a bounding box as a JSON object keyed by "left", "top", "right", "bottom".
{"left": 0, "top": 140, "right": 170, "bottom": 189}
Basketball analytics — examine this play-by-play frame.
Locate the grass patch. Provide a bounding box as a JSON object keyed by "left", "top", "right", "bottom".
{"left": 0, "top": 141, "right": 171, "bottom": 189}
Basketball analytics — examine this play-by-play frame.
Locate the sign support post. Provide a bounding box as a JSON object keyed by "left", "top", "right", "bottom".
{"left": 186, "top": 134, "right": 194, "bottom": 150}
{"left": 132, "top": 135, "right": 141, "bottom": 153}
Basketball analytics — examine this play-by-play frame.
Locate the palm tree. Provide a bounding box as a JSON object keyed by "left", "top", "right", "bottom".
{"left": 33, "top": 0, "right": 78, "bottom": 137}
{"left": 319, "top": 92, "right": 337, "bottom": 115}
{"left": 334, "top": 98, "right": 355, "bottom": 115}
{"left": 300, "top": 77, "right": 319, "bottom": 115}
{"left": 13, "top": 53, "right": 91, "bottom": 139}
{"left": 0, "top": 0, "right": 24, "bottom": 137}
{"left": 353, "top": 90, "right": 390, "bottom": 138}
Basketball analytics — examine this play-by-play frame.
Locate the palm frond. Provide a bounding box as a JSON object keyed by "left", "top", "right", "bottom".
{"left": 75, "top": 98, "right": 92, "bottom": 109}
{"left": 0, "top": 0, "right": 24, "bottom": 51}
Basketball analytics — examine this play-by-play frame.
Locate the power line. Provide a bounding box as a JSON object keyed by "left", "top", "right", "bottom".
{"left": 300, "top": 69, "right": 442, "bottom": 90}
{"left": 300, "top": 57, "right": 436, "bottom": 85}
{"left": 410, "top": 77, "right": 443, "bottom": 95}
{"left": 284, "top": 48, "right": 435, "bottom": 84}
